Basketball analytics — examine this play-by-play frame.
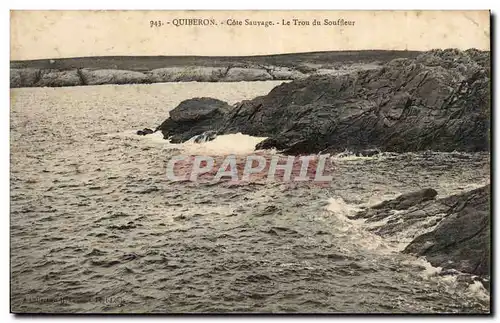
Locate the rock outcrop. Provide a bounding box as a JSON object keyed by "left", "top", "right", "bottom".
{"left": 80, "top": 69, "right": 151, "bottom": 85}
{"left": 36, "top": 69, "right": 82, "bottom": 87}
{"left": 190, "top": 130, "right": 218, "bottom": 143}
{"left": 10, "top": 68, "right": 81, "bottom": 87}
{"left": 262, "top": 66, "right": 307, "bottom": 80}
{"left": 243, "top": 49, "right": 489, "bottom": 154}
{"left": 155, "top": 49, "right": 489, "bottom": 155}
{"left": 10, "top": 62, "right": 385, "bottom": 88}
{"left": 223, "top": 67, "right": 273, "bottom": 82}
{"left": 9, "top": 65, "right": 329, "bottom": 88}
{"left": 10, "top": 51, "right": 424, "bottom": 88}
{"left": 156, "top": 98, "right": 232, "bottom": 143}
{"left": 10, "top": 68, "right": 40, "bottom": 88}
{"left": 10, "top": 68, "right": 151, "bottom": 87}
{"left": 354, "top": 185, "right": 490, "bottom": 277}
{"left": 349, "top": 188, "right": 438, "bottom": 220}
{"left": 403, "top": 185, "right": 490, "bottom": 277}
{"left": 148, "top": 67, "right": 228, "bottom": 83}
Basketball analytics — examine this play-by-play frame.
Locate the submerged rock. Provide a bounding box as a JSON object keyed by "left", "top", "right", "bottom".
{"left": 136, "top": 128, "right": 154, "bottom": 136}
{"left": 371, "top": 188, "right": 438, "bottom": 211}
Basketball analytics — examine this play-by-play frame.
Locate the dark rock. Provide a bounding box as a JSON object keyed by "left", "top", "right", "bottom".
{"left": 136, "top": 128, "right": 154, "bottom": 136}
{"left": 192, "top": 130, "right": 217, "bottom": 143}
{"left": 403, "top": 185, "right": 490, "bottom": 276}
{"left": 169, "top": 98, "right": 227, "bottom": 122}
{"left": 348, "top": 184, "right": 491, "bottom": 277}
{"left": 187, "top": 49, "right": 487, "bottom": 155}
{"left": 156, "top": 97, "right": 232, "bottom": 143}
{"left": 259, "top": 50, "right": 488, "bottom": 154}
{"left": 255, "top": 137, "right": 290, "bottom": 151}
{"left": 257, "top": 205, "right": 280, "bottom": 216}
{"left": 351, "top": 188, "right": 438, "bottom": 220}
{"left": 153, "top": 49, "right": 489, "bottom": 154}
{"left": 372, "top": 188, "right": 438, "bottom": 210}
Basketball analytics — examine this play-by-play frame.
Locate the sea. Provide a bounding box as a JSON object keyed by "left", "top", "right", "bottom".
{"left": 10, "top": 81, "right": 490, "bottom": 313}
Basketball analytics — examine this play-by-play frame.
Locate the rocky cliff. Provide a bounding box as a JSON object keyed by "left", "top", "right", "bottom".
{"left": 157, "top": 49, "right": 490, "bottom": 155}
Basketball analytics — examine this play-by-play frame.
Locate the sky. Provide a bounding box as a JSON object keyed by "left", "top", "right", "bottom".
{"left": 10, "top": 10, "right": 490, "bottom": 60}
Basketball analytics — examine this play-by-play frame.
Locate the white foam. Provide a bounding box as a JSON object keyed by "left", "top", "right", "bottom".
{"left": 331, "top": 149, "right": 383, "bottom": 161}
{"left": 174, "top": 133, "right": 267, "bottom": 155}
{"left": 324, "top": 197, "right": 399, "bottom": 254}
{"left": 141, "top": 131, "right": 170, "bottom": 145}
{"left": 325, "top": 196, "right": 362, "bottom": 218}
{"left": 466, "top": 281, "right": 490, "bottom": 303}
{"left": 402, "top": 257, "right": 490, "bottom": 305}
{"left": 402, "top": 257, "right": 443, "bottom": 278}
{"left": 112, "top": 131, "right": 268, "bottom": 156}
{"left": 438, "top": 181, "right": 491, "bottom": 197}
{"left": 106, "top": 130, "right": 168, "bottom": 145}
{"left": 359, "top": 192, "right": 401, "bottom": 208}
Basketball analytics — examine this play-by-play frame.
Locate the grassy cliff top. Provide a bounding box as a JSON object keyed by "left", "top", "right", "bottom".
{"left": 10, "top": 50, "right": 423, "bottom": 71}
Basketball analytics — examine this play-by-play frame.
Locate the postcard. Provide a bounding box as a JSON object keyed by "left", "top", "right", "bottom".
{"left": 10, "top": 10, "right": 491, "bottom": 314}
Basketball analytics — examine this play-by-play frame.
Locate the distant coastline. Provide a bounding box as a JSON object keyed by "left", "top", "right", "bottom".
{"left": 10, "top": 50, "right": 422, "bottom": 88}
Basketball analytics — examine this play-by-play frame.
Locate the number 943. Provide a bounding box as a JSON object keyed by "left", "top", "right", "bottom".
{"left": 150, "top": 20, "right": 163, "bottom": 27}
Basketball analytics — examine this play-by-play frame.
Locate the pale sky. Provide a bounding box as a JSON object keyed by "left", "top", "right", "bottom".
{"left": 10, "top": 10, "right": 490, "bottom": 60}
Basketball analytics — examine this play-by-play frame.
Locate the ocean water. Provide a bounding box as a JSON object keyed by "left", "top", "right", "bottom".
{"left": 10, "top": 82, "right": 490, "bottom": 313}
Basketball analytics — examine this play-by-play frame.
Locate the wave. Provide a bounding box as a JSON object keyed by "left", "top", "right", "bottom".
{"left": 323, "top": 197, "right": 400, "bottom": 255}
{"left": 325, "top": 194, "right": 490, "bottom": 305}
{"left": 402, "top": 257, "right": 489, "bottom": 306}
{"left": 170, "top": 133, "right": 268, "bottom": 155}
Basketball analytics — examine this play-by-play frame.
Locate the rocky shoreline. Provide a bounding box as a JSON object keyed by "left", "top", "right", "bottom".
{"left": 152, "top": 48, "right": 491, "bottom": 281}
{"left": 13, "top": 49, "right": 490, "bottom": 285}
{"left": 10, "top": 50, "right": 420, "bottom": 88}
{"left": 10, "top": 64, "right": 384, "bottom": 88}
{"left": 354, "top": 185, "right": 490, "bottom": 279}
{"left": 156, "top": 48, "right": 490, "bottom": 155}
